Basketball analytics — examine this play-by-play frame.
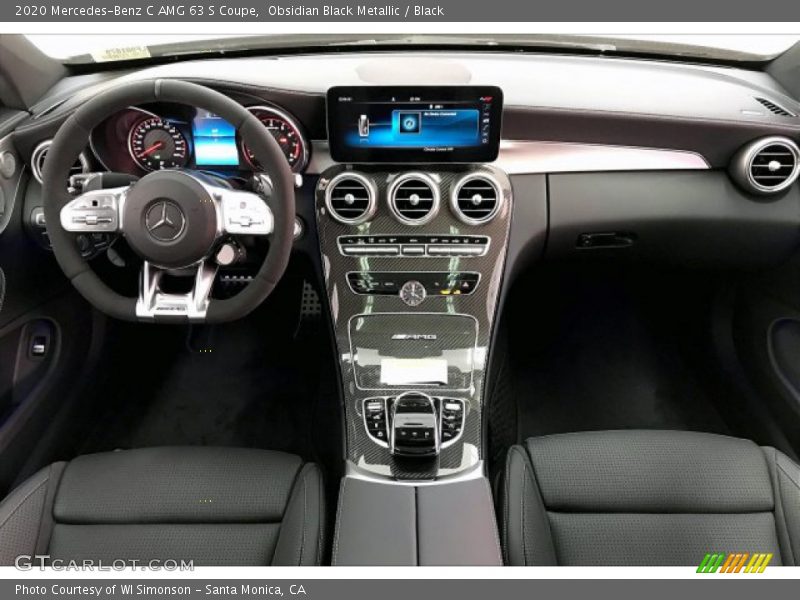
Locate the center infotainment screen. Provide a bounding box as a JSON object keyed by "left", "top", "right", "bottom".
{"left": 327, "top": 86, "right": 503, "bottom": 163}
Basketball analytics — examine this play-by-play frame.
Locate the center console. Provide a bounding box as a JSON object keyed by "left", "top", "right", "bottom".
{"left": 318, "top": 85, "right": 509, "bottom": 564}
{"left": 316, "top": 85, "right": 511, "bottom": 482}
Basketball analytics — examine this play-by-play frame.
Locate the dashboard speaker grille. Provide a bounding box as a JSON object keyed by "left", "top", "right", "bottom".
{"left": 452, "top": 176, "right": 501, "bottom": 224}
{"left": 749, "top": 142, "right": 799, "bottom": 191}
{"left": 755, "top": 97, "right": 796, "bottom": 118}
{"left": 31, "top": 140, "right": 88, "bottom": 185}
{"left": 326, "top": 174, "right": 376, "bottom": 224}
{"left": 389, "top": 175, "right": 439, "bottom": 225}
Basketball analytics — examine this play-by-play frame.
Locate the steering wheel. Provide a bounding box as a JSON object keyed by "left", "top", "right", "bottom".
{"left": 42, "top": 79, "right": 295, "bottom": 323}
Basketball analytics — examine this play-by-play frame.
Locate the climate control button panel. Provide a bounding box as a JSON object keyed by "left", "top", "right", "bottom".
{"left": 347, "top": 271, "right": 479, "bottom": 298}
{"left": 338, "top": 234, "right": 489, "bottom": 258}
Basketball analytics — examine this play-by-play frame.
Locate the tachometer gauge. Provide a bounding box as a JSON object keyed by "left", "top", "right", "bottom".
{"left": 242, "top": 106, "right": 308, "bottom": 173}
{"left": 129, "top": 117, "right": 188, "bottom": 171}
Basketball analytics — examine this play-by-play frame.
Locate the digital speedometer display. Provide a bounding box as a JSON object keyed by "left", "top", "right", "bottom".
{"left": 192, "top": 109, "right": 240, "bottom": 167}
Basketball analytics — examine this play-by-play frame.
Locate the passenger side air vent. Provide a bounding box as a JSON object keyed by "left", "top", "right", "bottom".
{"left": 325, "top": 172, "right": 377, "bottom": 225}
{"left": 450, "top": 174, "right": 502, "bottom": 225}
{"left": 31, "top": 140, "right": 89, "bottom": 185}
{"left": 731, "top": 137, "right": 800, "bottom": 195}
{"left": 755, "top": 97, "right": 796, "bottom": 118}
{"left": 388, "top": 173, "right": 440, "bottom": 225}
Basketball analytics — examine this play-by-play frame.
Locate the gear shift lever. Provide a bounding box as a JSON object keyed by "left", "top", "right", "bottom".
{"left": 390, "top": 392, "right": 440, "bottom": 457}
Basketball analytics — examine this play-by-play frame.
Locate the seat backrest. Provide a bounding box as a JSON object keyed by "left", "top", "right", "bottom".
{"left": 0, "top": 446, "right": 326, "bottom": 566}
{"left": 503, "top": 430, "right": 800, "bottom": 566}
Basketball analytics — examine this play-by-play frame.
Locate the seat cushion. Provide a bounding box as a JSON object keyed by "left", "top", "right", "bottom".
{"left": 503, "top": 430, "right": 800, "bottom": 566}
{"left": 0, "top": 447, "right": 325, "bottom": 566}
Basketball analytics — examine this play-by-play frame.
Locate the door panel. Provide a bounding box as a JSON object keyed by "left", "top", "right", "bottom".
{"left": 733, "top": 251, "right": 800, "bottom": 453}
{"left": 0, "top": 115, "right": 105, "bottom": 494}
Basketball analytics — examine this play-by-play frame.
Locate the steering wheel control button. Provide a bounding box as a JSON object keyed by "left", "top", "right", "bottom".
{"left": 399, "top": 280, "right": 427, "bottom": 307}
{"left": 220, "top": 192, "right": 273, "bottom": 235}
{"left": 59, "top": 190, "right": 121, "bottom": 233}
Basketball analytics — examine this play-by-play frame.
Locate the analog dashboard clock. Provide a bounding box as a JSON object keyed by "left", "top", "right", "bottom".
{"left": 399, "top": 280, "right": 427, "bottom": 307}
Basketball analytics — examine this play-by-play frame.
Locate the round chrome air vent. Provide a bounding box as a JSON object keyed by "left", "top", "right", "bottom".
{"left": 324, "top": 172, "right": 377, "bottom": 225}
{"left": 450, "top": 173, "right": 503, "bottom": 225}
{"left": 31, "top": 140, "right": 89, "bottom": 185}
{"left": 731, "top": 136, "right": 800, "bottom": 195}
{"left": 388, "top": 173, "right": 440, "bottom": 225}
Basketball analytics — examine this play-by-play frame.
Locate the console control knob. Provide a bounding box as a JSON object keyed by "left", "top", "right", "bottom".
{"left": 399, "top": 280, "right": 426, "bottom": 306}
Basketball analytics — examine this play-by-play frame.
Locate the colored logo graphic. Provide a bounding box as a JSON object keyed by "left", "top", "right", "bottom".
{"left": 697, "top": 552, "right": 773, "bottom": 573}
{"left": 399, "top": 112, "right": 421, "bottom": 134}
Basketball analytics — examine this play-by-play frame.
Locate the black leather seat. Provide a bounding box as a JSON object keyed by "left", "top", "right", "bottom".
{"left": 503, "top": 430, "right": 800, "bottom": 566}
{"left": 0, "top": 446, "right": 325, "bottom": 566}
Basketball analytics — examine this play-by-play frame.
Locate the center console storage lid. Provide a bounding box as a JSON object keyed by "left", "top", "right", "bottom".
{"left": 333, "top": 474, "right": 503, "bottom": 566}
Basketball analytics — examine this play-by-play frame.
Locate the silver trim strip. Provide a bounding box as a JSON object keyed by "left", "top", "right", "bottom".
{"left": 496, "top": 140, "right": 710, "bottom": 174}
{"left": 307, "top": 139, "right": 710, "bottom": 175}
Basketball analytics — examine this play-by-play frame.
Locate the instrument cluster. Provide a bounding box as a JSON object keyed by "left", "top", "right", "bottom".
{"left": 89, "top": 103, "right": 309, "bottom": 176}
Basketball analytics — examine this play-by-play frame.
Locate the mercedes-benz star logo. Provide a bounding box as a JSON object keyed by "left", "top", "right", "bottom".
{"left": 145, "top": 200, "right": 186, "bottom": 242}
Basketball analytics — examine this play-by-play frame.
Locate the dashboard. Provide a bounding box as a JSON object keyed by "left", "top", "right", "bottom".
{"left": 8, "top": 50, "right": 800, "bottom": 273}
{"left": 89, "top": 103, "right": 309, "bottom": 176}
{"left": 5, "top": 50, "right": 800, "bottom": 481}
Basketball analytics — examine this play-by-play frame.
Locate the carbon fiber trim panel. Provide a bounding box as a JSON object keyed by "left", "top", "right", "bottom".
{"left": 315, "top": 164, "right": 513, "bottom": 481}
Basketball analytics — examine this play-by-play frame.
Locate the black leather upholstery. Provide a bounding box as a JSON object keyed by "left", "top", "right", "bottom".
{"left": 332, "top": 476, "right": 503, "bottom": 566}
{"left": 0, "top": 447, "right": 325, "bottom": 566}
{"left": 503, "top": 430, "right": 800, "bottom": 566}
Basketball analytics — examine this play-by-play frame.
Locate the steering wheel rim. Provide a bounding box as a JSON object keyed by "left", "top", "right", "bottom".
{"left": 42, "top": 79, "right": 296, "bottom": 324}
